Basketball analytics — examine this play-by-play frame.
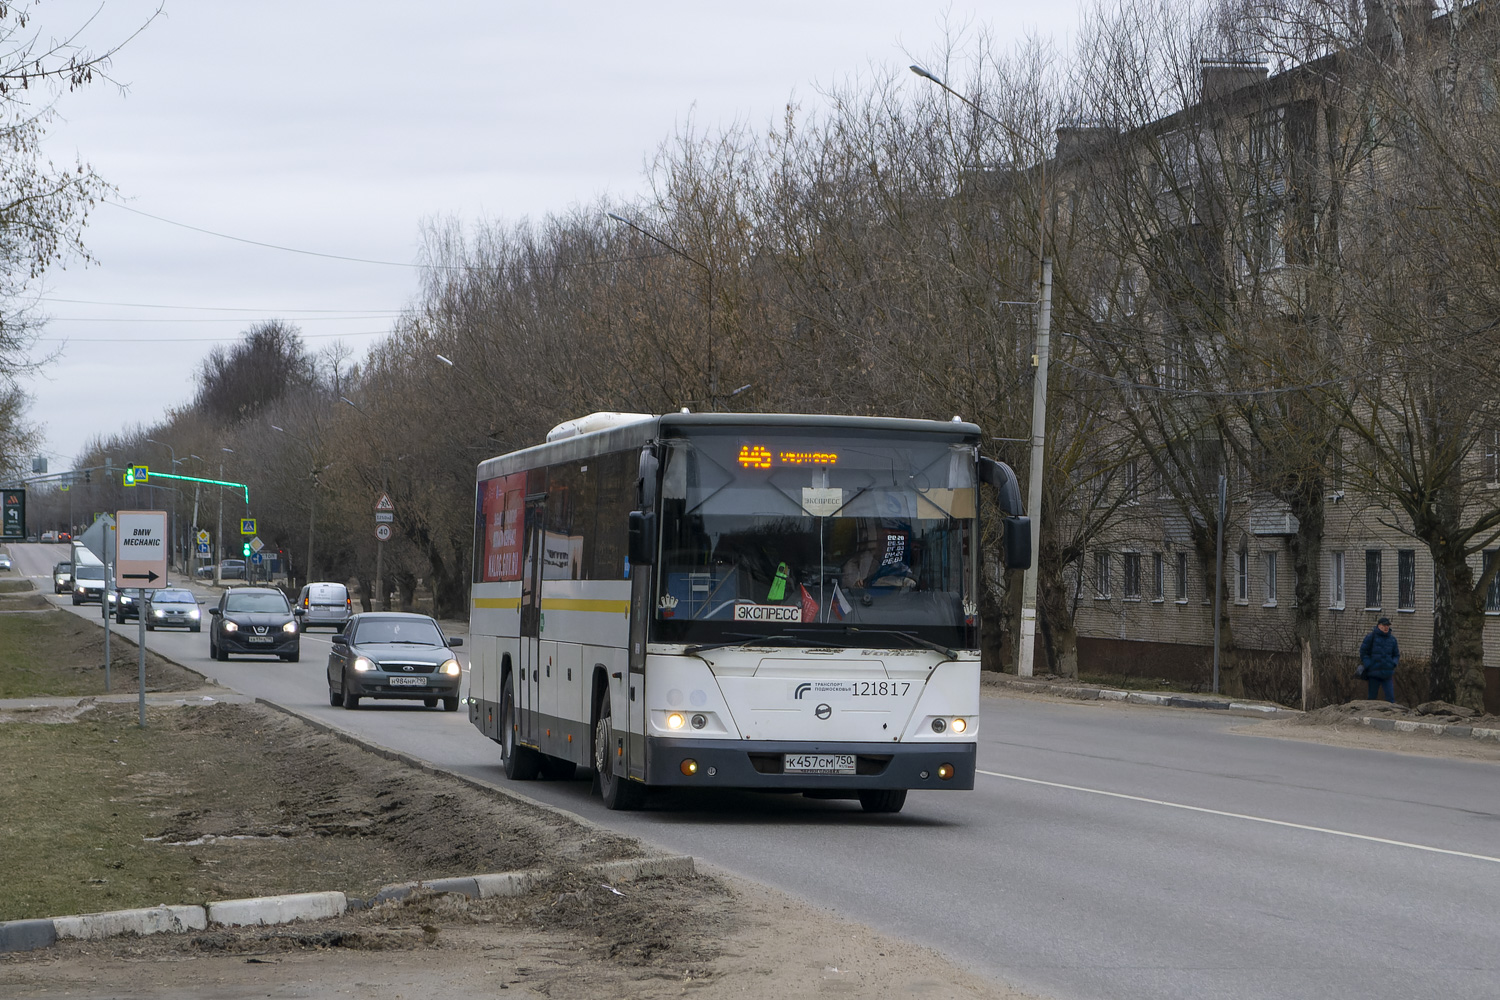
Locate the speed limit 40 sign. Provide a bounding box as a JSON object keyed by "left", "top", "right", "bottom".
{"left": 375, "top": 523, "right": 392, "bottom": 541}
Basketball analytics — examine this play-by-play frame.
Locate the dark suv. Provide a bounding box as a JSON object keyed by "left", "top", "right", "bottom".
{"left": 208, "top": 587, "right": 302, "bottom": 661}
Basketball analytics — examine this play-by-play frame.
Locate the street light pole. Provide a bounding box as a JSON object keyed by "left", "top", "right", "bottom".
{"left": 271, "top": 424, "right": 321, "bottom": 586}
{"left": 910, "top": 63, "right": 1053, "bottom": 676}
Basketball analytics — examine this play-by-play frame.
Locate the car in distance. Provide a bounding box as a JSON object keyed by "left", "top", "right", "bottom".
{"left": 296, "top": 581, "right": 352, "bottom": 631}
{"left": 114, "top": 589, "right": 147, "bottom": 623}
{"left": 208, "top": 586, "right": 302, "bottom": 661}
{"left": 71, "top": 564, "right": 106, "bottom": 604}
{"left": 144, "top": 588, "right": 202, "bottom": 631}
{"left": 0, "top": 552, "right": 11, "bottom": 571}
{"left": 193, "top": 559, "right": 247, "bottom": 581}
{"left": 53, "top": 561, "right": 73, "bottom": 593}
{"left": 326, "top": 612, "right": 464, "bottom": 712}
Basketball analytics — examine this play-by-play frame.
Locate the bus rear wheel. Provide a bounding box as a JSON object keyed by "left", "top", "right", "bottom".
{"left": 593, "top": 695, "right": 644, "bottom": 810}
{"left": 500, "top": 681, "right": 540, "bottom": 781}
{"left": 857, "top": 789, "right": 907, "bottom": 814}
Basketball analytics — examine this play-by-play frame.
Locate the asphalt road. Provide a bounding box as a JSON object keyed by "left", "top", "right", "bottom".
{"left": 8, "top": 541, "right": 1499, "bottom": 1000}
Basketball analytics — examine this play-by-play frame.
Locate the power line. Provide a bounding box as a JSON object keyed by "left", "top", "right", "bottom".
{"left": 39, "top": 295, "right": 402, "bottom": 313}
{"left": 103, "top": 201, "right": 677, "bottom": 272}
{"left": 43, "top": 314, "right": 400, "bottom": 323}
{"left": 31, "top": 329, "right": 391, "bottom": 344}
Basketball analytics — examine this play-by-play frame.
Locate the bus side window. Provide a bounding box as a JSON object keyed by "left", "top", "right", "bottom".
{"left": 591, "top": 451, "right": 634, "bottom": 581}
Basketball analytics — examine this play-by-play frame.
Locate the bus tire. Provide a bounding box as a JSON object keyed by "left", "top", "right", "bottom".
{"left": 593, "top": 695, "right": 644, "bottom": 810}
{"left": 857, "top": 789, "right": 907, "bottom": 814}
{"left": 501, "top": 681, "right": 540, "bottom": 780}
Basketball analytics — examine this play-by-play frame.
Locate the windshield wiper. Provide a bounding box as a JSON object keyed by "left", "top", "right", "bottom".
{"left": 382, "top": 640, "right": 437, "bottom": 645}
{"left": 789, "top": 626, "right": 957, "bottom": 660}
{"left": 685, "top": 633, "right": 834, "bottom": 655}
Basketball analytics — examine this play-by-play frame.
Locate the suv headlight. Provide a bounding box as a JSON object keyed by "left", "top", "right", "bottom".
{"left": 221, "top": 620, "right": 239, "bottom": 632}
{"left": 439, "top": 658, "right": 461, "bottom": 676}
{"left": 282, "top": 621, "right": 298, "bottom": 633}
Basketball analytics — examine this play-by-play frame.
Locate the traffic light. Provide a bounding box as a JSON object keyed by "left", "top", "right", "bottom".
{"left": 84, "top": 469, "right": 91, "bottom": 484}
{"left": 123, "top": 467, "right": 136, "bottom": 487}
{"left": 242, "top": 542, "right": 251, "bottom": 557}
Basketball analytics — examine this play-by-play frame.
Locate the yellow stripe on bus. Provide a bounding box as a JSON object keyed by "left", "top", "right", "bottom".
{"left": 542, "top": 598, "right": 631, "bottom": 614}
{"left": 472, "top": 597, "right": 521, "bottom": 610}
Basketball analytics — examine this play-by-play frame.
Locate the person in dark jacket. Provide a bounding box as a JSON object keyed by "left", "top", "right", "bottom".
{"left": 1359, "top": 616, "right": 1399, "bottom": 702}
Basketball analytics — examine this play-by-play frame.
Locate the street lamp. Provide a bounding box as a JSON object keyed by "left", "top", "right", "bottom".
{"left": 607, "top": 212, "right": 720, "bottom": 410}
{"left": 911, "top": 63, "right": 1052, "bottom": 678}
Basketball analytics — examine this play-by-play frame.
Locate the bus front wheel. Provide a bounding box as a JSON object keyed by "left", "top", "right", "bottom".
{"left": 858, "top": 789, "right": 907, "bottom": 814}
{"left": 593, "top": 695, "right": 644, "bottom": 810}
{"left": 501, "top": 681, "right": 540, "bottom": 781}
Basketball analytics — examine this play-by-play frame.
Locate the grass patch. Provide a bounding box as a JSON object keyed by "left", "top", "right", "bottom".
{"left": 1075, "top": 672, "right": 1187, "bottom": 692}
{"left": 0, "top": 578, "right": 35, "bottom": 593}
{"left": 0, "top": 701, "right": 639, "bottom": 921}
{"left": 0, "top": 609, "right": 201, "bottom": 698}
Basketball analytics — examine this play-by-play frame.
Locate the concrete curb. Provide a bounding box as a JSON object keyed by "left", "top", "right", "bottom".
{"left": 0, "top": 856, "right": 695, "bottom": 953}
{"left": 54, "top": 904, "right": 206, "bottom": 940}
{"left": 207, "top": 891, "right": 346, "bottom": 928}
{"left": 1360, "top": 716, "right": 1500, "bottom": 742}
{"left": 983, "top": 675, "right": 1289, "bottom": 715}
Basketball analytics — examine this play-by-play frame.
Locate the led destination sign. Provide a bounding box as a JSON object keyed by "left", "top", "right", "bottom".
{"left": 737, "top": 444, "right": 839, "bottom": 469}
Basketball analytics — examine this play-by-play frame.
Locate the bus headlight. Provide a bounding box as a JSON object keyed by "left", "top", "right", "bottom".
{"left": 666, "top": 712, "right": 685, "bottom": 730}
{"left": 951, "top": 717, "right": 967, "bottom": 733}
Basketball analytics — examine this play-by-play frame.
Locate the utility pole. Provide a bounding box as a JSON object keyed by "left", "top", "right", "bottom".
{"left": 1016, "top": 260, "right": 1053, "bottom": 677}
{"left": 1213, "top": 474, "right": 1226, "bottom": 694}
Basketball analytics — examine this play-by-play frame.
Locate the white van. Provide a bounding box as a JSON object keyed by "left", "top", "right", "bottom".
{"left": 296, "top": 581, "right": 352, "bottom": 631}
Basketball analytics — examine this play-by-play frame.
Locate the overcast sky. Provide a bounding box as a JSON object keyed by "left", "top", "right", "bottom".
{"left": 20, "top": 1, "right": 1080, "bottom": 469}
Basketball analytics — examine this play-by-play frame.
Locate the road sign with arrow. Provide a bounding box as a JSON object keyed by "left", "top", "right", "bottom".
{"left": 114, "top": 510, "right": 168, "bottom": 590}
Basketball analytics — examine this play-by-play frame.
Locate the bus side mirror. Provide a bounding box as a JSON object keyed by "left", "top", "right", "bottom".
{"left": 628, "top": 511, "right": 656, "bottom": 566}
{"left": 1003, "top": 516, "right": 1032, "bottom": 571}
{"left": 978, "top": 457, "right": 1025, "bottom": 517}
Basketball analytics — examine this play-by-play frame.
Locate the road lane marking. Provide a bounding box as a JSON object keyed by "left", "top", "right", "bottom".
{"left": 978, "top": 769, "right": 1500, "bottom": 866}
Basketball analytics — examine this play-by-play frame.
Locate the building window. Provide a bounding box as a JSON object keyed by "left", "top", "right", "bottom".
{"left": 1124, "top": 460, "right": 1139, "bottom": 504}
{"left": 1331, "top": 551, "right": 1345, "bottom": 609}
{"left": 1123, "top": 553, "right": 1141, "bottom": 599}
{"left": 1365, "top": 549, "right": 1382, "bottom": 610}
{"left": 1152, "top": 552, "right": 1165, "bottom": 601}
{"left": 1264, "top": 551, "right": 1278, "bottom": 606}
{"left": 1095, "top": 551, "right": 1112, "bottom": 599}
{"left": 1398, "top": 550, "right": 1416, "bottom": 611}
{"left": 1176, "top": 551, "right": 1188, "bottom": 602}
{"left": 1236, "top": 547, "right": 1249, "bottom": 603}
{"left": 1486, "top": 551, "right": 1500, "bottom": 613}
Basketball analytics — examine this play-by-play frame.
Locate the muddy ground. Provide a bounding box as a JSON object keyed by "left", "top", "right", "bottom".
{"left": 0, "top": 700, "right": 1033, "bottom": 999}
{"left": 1238, "top": 698, "right": 1500, "bottom": 763}
{"left": 0, "top": 606, "right": 200, "bottom": 698}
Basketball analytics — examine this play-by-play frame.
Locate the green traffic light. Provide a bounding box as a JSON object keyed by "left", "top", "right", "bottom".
{"left": 242, "top": 543, "right": 251, "bottom": 557}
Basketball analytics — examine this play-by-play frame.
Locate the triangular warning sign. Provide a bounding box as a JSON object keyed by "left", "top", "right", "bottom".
{"left": 375, "top": 492, "right": 394, "bottom": 511}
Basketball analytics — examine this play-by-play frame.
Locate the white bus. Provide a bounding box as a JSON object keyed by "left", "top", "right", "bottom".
{"left": 467, "top": 412, "right": 1029, "bottom": 812}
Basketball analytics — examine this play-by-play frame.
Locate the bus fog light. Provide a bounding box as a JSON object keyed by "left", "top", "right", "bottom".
{"left": 951, "top": 717, "right": 967, "bottom": 733}
{"left": 937, "top": 763, "right": 954, "bottom": 780}
{"left": 930, "top": 717, "right": 946, "bottom": 733}
{"left": 680, "top": 758, "right": 699, "bottom": 776}
{"left": 691, "top": 713, "right": 707, "bottom": 730}
{"left": 667, "top": 712, "right": 685, "bottom": 730}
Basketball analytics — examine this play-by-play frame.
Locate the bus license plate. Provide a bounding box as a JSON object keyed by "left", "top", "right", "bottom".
{"left": 784, "top": 753, "right": 855, "bottom": 775}
{"left": 388, "top": 676, "right": 427, "bottom": 687}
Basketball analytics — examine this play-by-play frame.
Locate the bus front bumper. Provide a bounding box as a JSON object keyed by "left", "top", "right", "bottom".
{"left": 643, "top": 737, "right": 975, "bottom": 790}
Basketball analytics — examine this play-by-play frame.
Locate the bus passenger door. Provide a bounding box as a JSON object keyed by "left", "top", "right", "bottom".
{"left": 518, "top": 496, "right": 546, "bottom": 746}
{"left": 626, "top": 560, "right": 650, "bottom": 780}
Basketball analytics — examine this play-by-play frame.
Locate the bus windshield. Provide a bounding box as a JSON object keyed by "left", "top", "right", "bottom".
{"left": 653, "top": 430, "right": 977, "bottom": 647}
